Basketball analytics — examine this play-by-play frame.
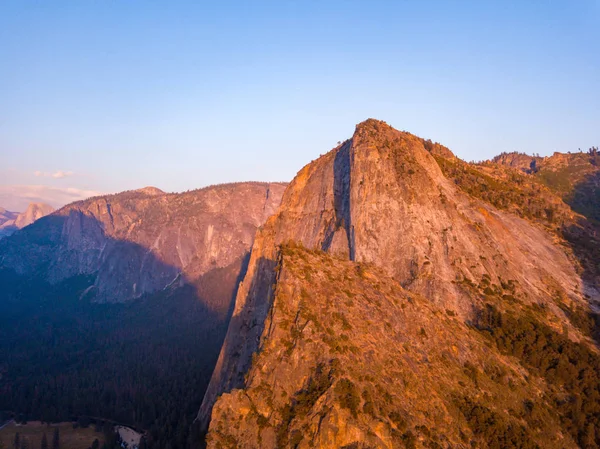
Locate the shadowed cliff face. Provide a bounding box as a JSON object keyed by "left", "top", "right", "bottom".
{"left": 197, "top": 120, "right": 589, "bottom": 442}
{"left": 0, "top": 183, "right": 286, "bottom": 303}
{"left": 323, "top": 142, "right": 354, "bottom": 258}
{"left": 0, "top": 182, "right": 287, "bottom": 447}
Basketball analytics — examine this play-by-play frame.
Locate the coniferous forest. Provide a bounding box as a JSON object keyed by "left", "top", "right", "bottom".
{"left": 0, "top": 269, "right": 226, "bottom": 449}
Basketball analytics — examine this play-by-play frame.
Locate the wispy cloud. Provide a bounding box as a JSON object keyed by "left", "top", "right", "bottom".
{"left": 0, "top": 185, "right": 103, "bottom": 211}
{"left": 34, "top": 170, "right": 75, "bottom": 179}
{"left": 52, "top": 170, "right": 74, "bottom": 179}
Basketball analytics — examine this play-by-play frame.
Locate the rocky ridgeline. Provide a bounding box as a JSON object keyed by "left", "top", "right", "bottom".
{"left": 1, "top": 119, "right": 597, "bottom": 449}
{"left": 206, "top": 246, "right": 581, "bottom": 448}
{"left": 198, "top": 120, "right": 596, "bottom": 448}
{"left": 0, "top": 183, "right": 286, "bottom": 304}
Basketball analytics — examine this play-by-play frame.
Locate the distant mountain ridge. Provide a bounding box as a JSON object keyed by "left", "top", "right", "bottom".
{"left": 488, "top": 148, "right": 600, "bottom": 223}
{"left": 0, "top": 202, "right": 54, "bottom": 238}
{"left": 0, "top": 181, "right": 287, "bottom": 448}
{"left": 0, "top": 182, "right": 286, "bottom": 304}
{"left": 0, "top": 207, "right": 18, "bottom": 226}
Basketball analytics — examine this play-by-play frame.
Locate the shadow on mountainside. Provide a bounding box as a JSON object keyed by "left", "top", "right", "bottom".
{"left": 191, "top": 255, "right": 278, "bottom": 446}
{"left": 567, "top": 170, "right": 600, "bottom": 224}
{"left": 0, "top": 213, "right": 247, "bottom": 449}
{"left": 559, "top": 171, "right": 600, "bottom": 342}
{"left": 563, "top": 220, "right": 600, "bottom": 309}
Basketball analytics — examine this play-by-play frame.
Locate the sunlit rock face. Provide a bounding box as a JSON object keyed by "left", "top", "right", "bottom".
{"left": 198, "top": 120, "right": 587, "bottom": 448}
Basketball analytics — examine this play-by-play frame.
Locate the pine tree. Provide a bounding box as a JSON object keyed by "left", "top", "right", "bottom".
{"left": 40, "top": 433, "right": 48, "bottom": 449}
{"left": 51, "top": 428, "right": 59, "bottom": 449}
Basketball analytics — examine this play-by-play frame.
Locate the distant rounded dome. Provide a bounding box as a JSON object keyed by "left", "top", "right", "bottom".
{"left": 135, "top": 186, "right": 165, "bottom": 196}
{"left": 14, "top": 202, "right": 55, "bottom": 229}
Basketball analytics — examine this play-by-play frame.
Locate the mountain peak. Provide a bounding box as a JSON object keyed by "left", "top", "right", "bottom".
{"left": 354, "top": 117, "right": 393, "bottom": 131}
{"left": 27, "top": 202, "right": 54, "bottom": 210}
{"left": 14, "top": 202, "right": 54, "bottom": 228}
{"left": 352, "top": 119, "right": 455, "bottom": 160}
{"left": 198, "top": 120, "right": 584, "bottom": 434}
{"left": 0, "top": 202, "right": 54, "bottom": 238}
{"left": 353, "top": 118, "right": 405, "bottom": 144}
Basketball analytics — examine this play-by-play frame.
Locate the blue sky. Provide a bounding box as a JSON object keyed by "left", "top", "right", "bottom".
{"left": 0, "top": 1, "right": 598, "bottom": 210}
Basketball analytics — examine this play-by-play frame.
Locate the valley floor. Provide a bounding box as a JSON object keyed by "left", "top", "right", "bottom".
{"left": 0, "top": 421, "right": 104, "bottom": 449}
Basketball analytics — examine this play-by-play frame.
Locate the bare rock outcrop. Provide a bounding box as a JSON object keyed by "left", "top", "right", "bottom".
{"left": 198, "top": 119, "right": 586, "bottom": 438}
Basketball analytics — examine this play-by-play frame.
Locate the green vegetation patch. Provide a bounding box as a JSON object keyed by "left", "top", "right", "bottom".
{"left": 454, "top": 396, "right": 539, "bottom": 449}
{"left": 476, "top": 303, "right": 600, "bottom": 448}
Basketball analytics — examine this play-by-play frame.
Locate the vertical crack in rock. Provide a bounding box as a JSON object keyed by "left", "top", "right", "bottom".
{"left": 322, "top": 140, "right": 354, "bottom": 259}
